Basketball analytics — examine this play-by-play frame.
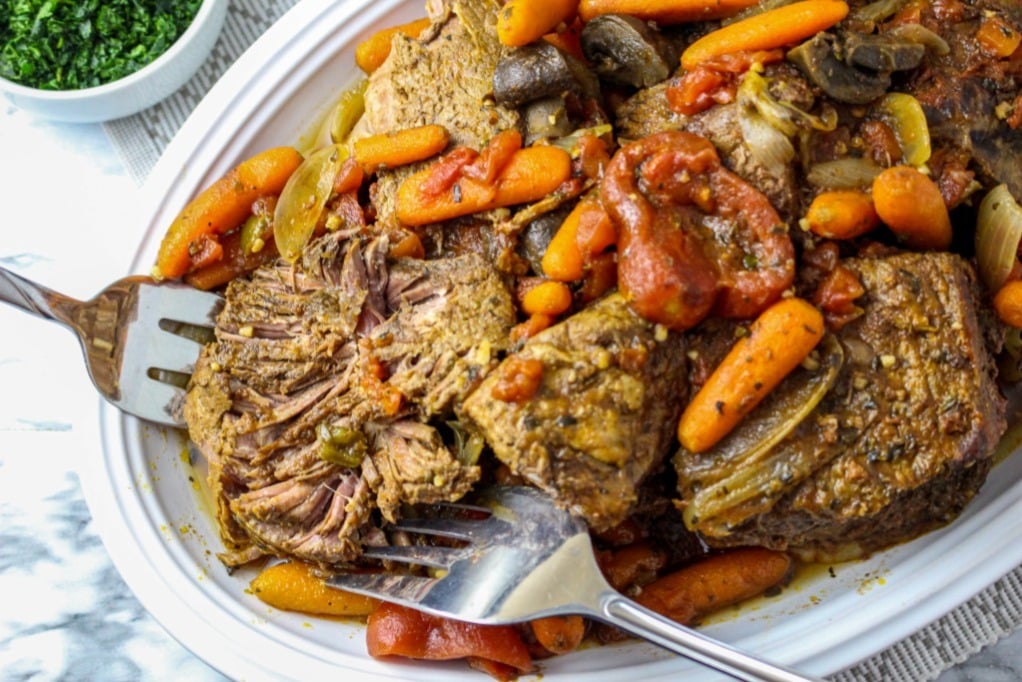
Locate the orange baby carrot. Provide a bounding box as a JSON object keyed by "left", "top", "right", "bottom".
{"left": 804, "top": 189, "right": 879, "bottom": 240}
{"left": 636, "top": 548, "right": 792, "bottom": 625}
{"left": 677, "top": 297, "right": 825, "bottom": 453}
{"left": 994, "top": 280, "right": 1022, "bottom": 328}
{"left": 250, "top": 561, "right": 379, "bottom": 616}
{"left": 352, "top": 124, "right": 450, "bottom": 173}
{"left": 395, "top": 145, "right": 572, "bottom": 226}
{"left": 542, "top": 201, "right": 588, "bottom": 281}
{"left": 680, "top": 0, "right": 850, "bottom": 71}
{"left": 530, "top": 615, "right": 586, "bottom": 655}
{"left": 498, "top": 0, "right": 578, "bottom": 47}
{"left": 579, "top": 0, "right": 761, "bottom": 24}
{"left": 871, "top": 165, "right": 952, "bottom": 250}
{"left": 354, "top": 17, "right": 431, "bottom": 73}
{"left": 155, "top": 146, "right": 303, "bottom": 280}
{"left": 521, "top": 280, "right": 573, "bottom": 316}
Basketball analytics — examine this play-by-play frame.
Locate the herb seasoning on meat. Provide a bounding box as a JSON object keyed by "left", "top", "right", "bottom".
{"left": 0, "top": 0, "right": 202, "bottom": 90}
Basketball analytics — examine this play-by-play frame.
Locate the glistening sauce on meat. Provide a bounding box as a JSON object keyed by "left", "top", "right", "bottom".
{"left": 152, "top": 0, "right": 1022, "bottom": 676}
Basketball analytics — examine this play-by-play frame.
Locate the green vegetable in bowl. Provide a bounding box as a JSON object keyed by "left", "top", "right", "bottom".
{"left": 0, "top": 0, "right": 202, "bottom": 90}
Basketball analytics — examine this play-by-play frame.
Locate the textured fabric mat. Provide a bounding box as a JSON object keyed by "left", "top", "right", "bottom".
{"left": 101, "top": 1, "right": 1022, "bottom": 679}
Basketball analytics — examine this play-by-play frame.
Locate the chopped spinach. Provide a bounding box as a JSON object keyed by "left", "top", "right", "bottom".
{"left": 0, "top": 0, "right": 203, "bottom": 90}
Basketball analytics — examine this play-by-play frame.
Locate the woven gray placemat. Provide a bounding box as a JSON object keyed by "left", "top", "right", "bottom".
{"left": 100, "top": 1, "right": 1022, "bottom": 679}
{"left": 103, "top": 0, "right": 300, "bottom": 183}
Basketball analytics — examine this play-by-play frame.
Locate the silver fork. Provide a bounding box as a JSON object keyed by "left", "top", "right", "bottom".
{"left": 0, "top": 266, "right": 223, "bottom": 427}
{"left": 328, "top": 485, "right": 823, "bottom": 682}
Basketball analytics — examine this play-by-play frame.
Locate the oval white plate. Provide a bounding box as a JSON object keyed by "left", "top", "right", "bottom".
{"left": 79, "top": 0, "right": 1022, "bottom": 679}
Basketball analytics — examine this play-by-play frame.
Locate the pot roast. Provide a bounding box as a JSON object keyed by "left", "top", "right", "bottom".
{"left": 181, "top": 0, "right": 1021, "bottom": 576}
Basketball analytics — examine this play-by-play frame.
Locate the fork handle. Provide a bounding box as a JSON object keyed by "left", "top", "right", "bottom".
{"left": 598, "top": 591, "right": 824, "bottom": 682}
{"left": 0, "top": 266, "right": 79, "bottom": 328}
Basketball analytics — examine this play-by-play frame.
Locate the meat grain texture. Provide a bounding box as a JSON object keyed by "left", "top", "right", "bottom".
{"left": 185, "top": 232, "right": 516, "bottom": 567}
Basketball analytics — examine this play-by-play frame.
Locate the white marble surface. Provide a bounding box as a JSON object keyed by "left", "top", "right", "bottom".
{"left": 0, "top": 102, "right": 1019, "bottom": 682}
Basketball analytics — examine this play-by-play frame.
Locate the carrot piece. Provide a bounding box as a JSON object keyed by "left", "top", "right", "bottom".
{"left": 154, "top": 146, "right": 303, "bottom": 280}
{"left": 354, "top": 17, "right": 431, "bottom": 73}
{"left": 353, "top": 124, "right": 450, "bottom": 173}
{"left": 871, "top": 165, "right": 952, "bottom": 250}
{"left": 249, "top": 562, "right": 379, "bottom": 617}
{"left": 994, "top": 280, "right": 1022, "bottom": 328}
{"left": 530, "top": 615, "right": 586, "bottom": 655}
{"left": 542, "top": 200, "right": 588, "bottom": 282}
{"left": 367, "top": 602, "right": 532, "bottom": 673}
{"left": 184, "top": 228, "right": 279, "bottom": 291}
{"left": 511, "top": 313, "right": 555, "bottom": 341}
{"left": 680, "top": 0, "right": 850, "bottom": 71}
{"left": 636, "top": 548, "right": 792, "bottom": 625}
{"left": 389, "top": 230, "right": 426, "bottom": 259}
{"left": 977, "top": 15, "right": 1022, "bottom": 58}
{"left": 804, "top": 189, "right": 879, "bottom": 240}
{"left": 521, "top": 280, "right": 573, "bottom": 316}
{"left": 677, "top": 297, "right": 825, "bottom": 453}
{"left": 543, "top": 18, "right": 585, "bottom": 61}
{"left": 579, "top": 0, "right": 761, "bottom": 24}
{"left": 395, "top": 145, "right": 572, "bottom": 226}
{"left": 597, "top": 542, "right": 668, "bottom": 592}
{"left": 498, "top": 0, "right": 578, "bottom": 47}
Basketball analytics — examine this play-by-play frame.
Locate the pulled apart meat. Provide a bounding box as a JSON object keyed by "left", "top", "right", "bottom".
{"left": 462, "top": 294, "right": 688, "bottom": 531}
{"left": 185, "top": 231, "right": 515, "bottom": 567}
{"left": 675, "top": 252, "right": 1006, "bottom": 561}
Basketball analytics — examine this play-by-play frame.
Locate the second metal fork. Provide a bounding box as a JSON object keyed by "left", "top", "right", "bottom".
{"left": 329, "top": 486, "right": 824, "bottom": 682}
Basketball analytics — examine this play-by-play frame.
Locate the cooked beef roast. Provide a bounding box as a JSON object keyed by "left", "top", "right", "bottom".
{"left": 675, "top": 252, "right": 1006, "bottom": 561}
{"left": 185, "top": 230, "right": 515, "bottom": 567}
{"left": 461, "top": 293, "right": 689, "bottom": 531}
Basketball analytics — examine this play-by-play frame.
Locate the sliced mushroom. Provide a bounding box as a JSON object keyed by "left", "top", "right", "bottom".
{"left": 788, "top": 33, "right": 891, "bottom": 104}
{"left": 580, "top": 14, "right": 677, "bottom": 88}
{"left": 523, "top": 96, "right": 573, "bottom": 144}
{"left": 845, "top": 33, "right": 925, "bottom": 71}
{"left": 493, "top": 42, "right": 599, "bottom": 108}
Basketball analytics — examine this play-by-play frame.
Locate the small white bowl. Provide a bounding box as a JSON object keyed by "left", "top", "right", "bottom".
{"left": 0, "top": 0, "right": 228, "bottom": 123}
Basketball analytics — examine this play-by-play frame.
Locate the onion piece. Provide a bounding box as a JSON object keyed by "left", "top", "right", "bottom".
{"left": 806, "top": 157, "right": 883, "bottom": 189}
{"left": 307, "top": 79, "right": 367, "bottom": 152}
{"left": 738, "top": 108, "right": 795, "bottom": 178}
{"left": 676, "top": 334, "right": 844, "bottom": 536}
{"left": 875, "top": 92, "right": 931, "bottom": 167}
{"left": 273, "top": 143, "right": 349, "bottom": 262}
{"left": 976, "top": 183, "right": 1022, "bottom": 292}
{"left": 738, "top": 70, "right": 837, "bottom": 137}
{"left": 887, "top": 23, "right": 950, "bottom": 56}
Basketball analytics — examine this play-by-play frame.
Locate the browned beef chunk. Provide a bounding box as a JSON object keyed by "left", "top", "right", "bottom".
{"left": 675, "top": 252, "right": 1006, "bottom": 561}
{"left": 352, "top": 0, "right": 518, "bottom": 229}
{"left": 904, "top": 0, "right": 1022, "bottom": 198}
{"left": 461, "top": 293, "right": 689, "bottom": 531}
{"left": 185, "top": 231, "right": 515, "bottom": 567}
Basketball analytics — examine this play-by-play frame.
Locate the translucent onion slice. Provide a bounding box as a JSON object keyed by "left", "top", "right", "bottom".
{"left": 875, "top": 92, "right": 931, "bottom": 167}
{"left": 739, "top": 108, "right": 795, "bottom": 178}
{"left": 273, "top": 143, "right": 349, "bottom": 262}
{"left": 306, "top": 80, "right": 367, "bottom": 153}
{"left": 976, "top": 183, "right": 1022, "bottom": 292}
{"left": 677, "top": 334, "right": 844, "bottom": 535}
{"left": 806, "top": 157, "right": 883, "bottom": 189}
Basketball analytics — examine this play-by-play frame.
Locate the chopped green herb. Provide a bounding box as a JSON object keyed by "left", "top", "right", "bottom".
{"left": 0, "top": 0, "right": 203, "bottom": 90}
